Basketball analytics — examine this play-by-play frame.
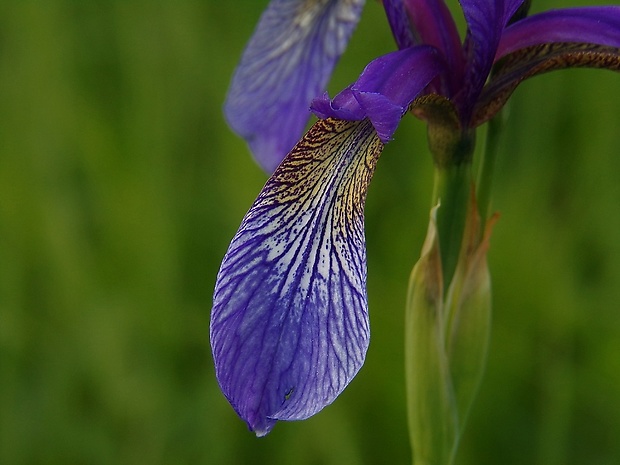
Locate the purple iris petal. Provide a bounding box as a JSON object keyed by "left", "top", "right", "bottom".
{"left": 459, "top": 0, "right": 524, "bottom": 119}
{"left": 224, "top": 0, "right": 365, "bottom": 173}
{"left": 474, "top": 41, "right": 620, "bottom": 126}
{"left": 403, "top": 0, "right": 463, "bottom": 94}
{"left": 311, "top": 46, "right": 444, "bottom": 141}
{"left": 211, "top": 119, "right": 383, "bottom": 436}
{"left": 383, "top": 0, "right": 416, "bottom": 49}
{"left": 311, "top": 86, "right": 367, "bottom": 122}
{"left": 497, "top": 7, "right": 620, "bottom": 59}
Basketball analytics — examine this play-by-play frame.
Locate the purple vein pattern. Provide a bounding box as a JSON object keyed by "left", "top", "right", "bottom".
{"left": 211, "top": 118, "right": 383, "bottom": 436}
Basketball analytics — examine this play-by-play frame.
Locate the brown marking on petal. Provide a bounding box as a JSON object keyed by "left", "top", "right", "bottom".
{"left": 265, "top": 118, "right": 383, "bottom": 231}
{"left": 473, "top": 42, "right": 620, "bottom": 127}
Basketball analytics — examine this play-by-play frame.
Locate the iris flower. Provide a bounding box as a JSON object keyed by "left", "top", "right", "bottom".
{"left": 212, "top": 0, "right": 620, "bottom": 437}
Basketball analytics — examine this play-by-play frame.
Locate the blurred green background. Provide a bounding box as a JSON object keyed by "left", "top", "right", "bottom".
{"left": 1, "top": 1, "right": 619, "bottom": 464}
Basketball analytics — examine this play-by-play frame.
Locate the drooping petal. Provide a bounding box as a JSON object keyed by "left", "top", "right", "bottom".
{"left": 211, "top": 118, "right": 383, "bottom": 436}
{"left": 458, "top": 0, "right": 524, "bottom": 120}
{"left": 496, "top": 7, "right": 620, "bottom": 59}
{"left": 311, "top": 46, "right": 444, "bottom": 141}
{"left": 473, "top": 42, "right": 620, "bottom": 126}
{"left": 224, "top": 0, "right": 365, "bottom": 173}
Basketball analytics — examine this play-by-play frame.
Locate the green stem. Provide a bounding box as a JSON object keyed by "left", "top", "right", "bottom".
{"left": 476, "top": 111, "right": 506, "bottom": 227}
{"left": 432, "top": 163, "right": 473, "bottom": 287}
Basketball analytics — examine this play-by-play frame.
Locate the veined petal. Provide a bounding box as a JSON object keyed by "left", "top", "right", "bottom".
{"left": 311, "top": 46, "right": 444, "bottom": 141}
{"left": 211, "top": 118, "right": 383, "bottom": 436}
{"left": 459, "top": 0, "right": 524, "bottom": 120}
{"left": 497, "top": 7, "right": 620, "bottom": 59}
{"left": 473, "top": 42, "right": 620, "bottom": 126}
{"left": 224, "top": 0, "right": 365, "bottom": 173}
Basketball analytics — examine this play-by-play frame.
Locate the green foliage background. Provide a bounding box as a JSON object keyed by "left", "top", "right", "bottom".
{"left": 1, "top": 1, "right": 619, "bottom": 464}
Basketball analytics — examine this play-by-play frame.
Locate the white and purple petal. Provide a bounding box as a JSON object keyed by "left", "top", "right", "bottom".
{"left": 224, "top": 0, "right": 365, "bottom": 173}
{"left": 211, "top": 118, "right": 383, "bottom": 436}
{"left": 311, "top": 46, "right": 444, "bottom": 141}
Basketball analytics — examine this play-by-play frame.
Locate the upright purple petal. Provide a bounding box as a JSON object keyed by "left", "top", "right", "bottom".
{"left": 211, "top": 119, "right": 383, "bottom": 436}
{"left": 224, "top": 0, "right": 365, "bottom": 173}
{"left": 383, "top": 0, "right": 416, "bottom": 49}
{"left": 497, "top": 7, "right": 620, "bottom": 59}
{"left": 458, "top": 0, "right": 524, "bottom": 120}
{"left": 403, "top": 0, "right": 464, "bottom": 94}
{"left": 311, "top": 46, "right": 444, "bottom": 141}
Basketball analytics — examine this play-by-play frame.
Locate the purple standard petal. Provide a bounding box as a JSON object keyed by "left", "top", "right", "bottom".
{"left": 311, "top": 46, "right": 444, "bottom": 141}
{"left": 403, "top": 0, "right": 464, "bottom": 94}
{"left": 224, "top": 0, "right": 365, "bottom": 173}
{"left": 403, "top": 0, "right": 461, "bottom": 54}
{"left": 383, "top": 0, "right": 416, "bottom": 49}
{"left": 497, "top": 7, "right": 620, "bottom": 59}
{"left": 458, "top": 0, "right": 524, "bottom": 119}
{"left": 211, "top": 118, "right": 383, "bottom": 436}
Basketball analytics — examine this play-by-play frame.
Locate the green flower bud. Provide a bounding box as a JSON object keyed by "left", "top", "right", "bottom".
{"left": 405, "top": 195, "right": 498, "bottom": 465}
{"left": 445, "top": 195, "right": 498, "bottom": 430}
{"left": 405, "top": 205, "right": 457, "bottom": 465}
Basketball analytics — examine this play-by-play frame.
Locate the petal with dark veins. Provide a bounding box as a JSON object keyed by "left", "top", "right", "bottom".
{"left": 211, "top": 118, "right": 382, "bottom": 436}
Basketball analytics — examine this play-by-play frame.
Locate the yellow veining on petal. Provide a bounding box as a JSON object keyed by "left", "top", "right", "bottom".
{"left": 254, "top": 118, "right": 379, "bottom": 300}
{"left": 260, "top": 117, "right": 382, "bottom": 230}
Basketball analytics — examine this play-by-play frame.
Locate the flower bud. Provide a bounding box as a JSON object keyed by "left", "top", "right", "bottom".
{"left": 405, "top": 196, "right": 498, "bottom": 465}
{"left": 405, "top": 205, "right": 457, "bottom": 465}
{"left": 445, "top": 195, "right": 498, "bottom": 428}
